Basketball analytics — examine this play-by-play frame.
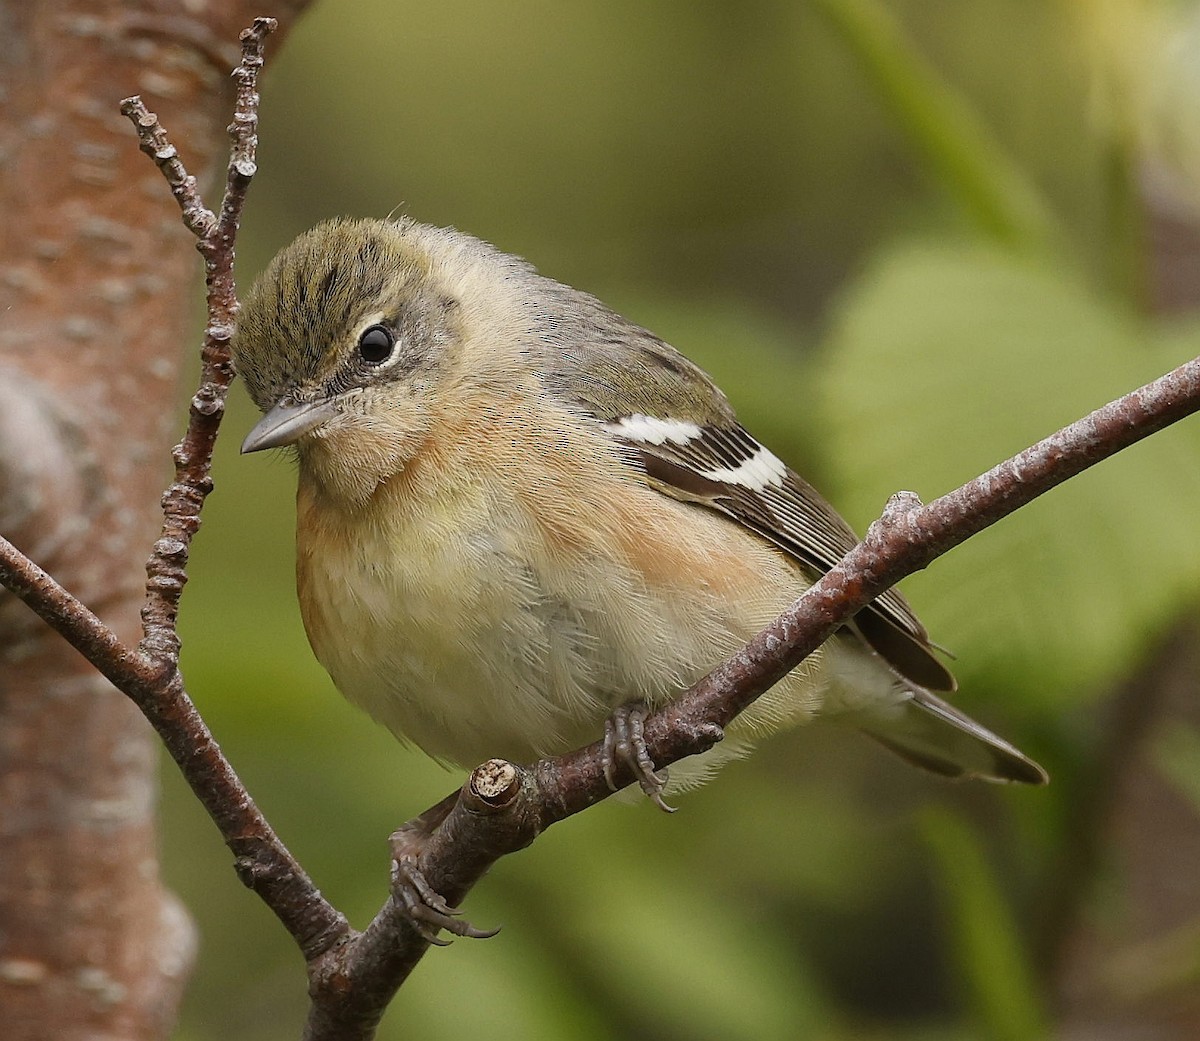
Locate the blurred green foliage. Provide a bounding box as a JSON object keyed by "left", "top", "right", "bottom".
{"left": 163, "top": 1, "right": 1200, "bottom": 1038}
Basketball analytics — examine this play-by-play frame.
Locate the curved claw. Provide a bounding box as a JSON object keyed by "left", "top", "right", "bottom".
{"left": 392, "top": 853, "right": 500, "bottom": 942}
{"left": 603, "top": 703, "right": 676, "bottom": 813}
{"left": 391, "top": 820, "right": 499, "bottom": 945}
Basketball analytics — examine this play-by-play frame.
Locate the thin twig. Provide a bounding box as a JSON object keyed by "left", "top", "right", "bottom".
{"left": 2, "top": 13, "right": 1199, "bottom": 1040}
{"left": 0, "top": 18, "right": 341, "bottom": 958}
{"left": 0, "top": 535, "right": 147, "bottom": 688}
{"left": 129, "top": 16, "right": 275, "bottom": 665}
{"left": 115, "top": 16, "right": 347, "bottom": 957}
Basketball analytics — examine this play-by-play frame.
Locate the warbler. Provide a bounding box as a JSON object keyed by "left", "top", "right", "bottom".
{"left": 231, "top": 217, "right": 1046, "bottom": 801}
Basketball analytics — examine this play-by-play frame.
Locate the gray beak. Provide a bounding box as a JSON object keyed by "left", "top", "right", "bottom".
{"left": 241, "top": 397, "right": 339, "bottom": 454}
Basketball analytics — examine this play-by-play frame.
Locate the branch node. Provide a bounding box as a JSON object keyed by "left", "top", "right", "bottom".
{"left": 467, "top": 759, "right": 522, "bottom": 809}
{"left": 152, "top": 537, "right": 188, "bottom": 561}
{"left": 241, "top": 16, "right": 279, "bottom": 45}
{"left": 126, "top": 648, "right": 178, "bottom": 693}
{"left": 233, "top": 856, "right": 263, "bottom": 890}
{"left": 865, "top": 489, "right": 925, "bottom": 549}
{"left": 885, "top": 489, "right": 924, "bottom": 514}
{"left": 190, "top": 390, "right": 224, "bottom": 418}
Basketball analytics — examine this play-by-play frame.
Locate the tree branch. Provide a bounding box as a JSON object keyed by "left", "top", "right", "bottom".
{"left": 293, "top": 352, "right": 1200, "bottom": 1039}
{"left": 1, "top": 14, "right": 1198, "bottom": 1041}
{"left": 128, "top": 16, "right": 265, "bottom": 664}
{"left": 2, "top": 17, "right": 348, "bottom": 967}
{"left": 120, "top": 18, "right": 350, "bottom": 963}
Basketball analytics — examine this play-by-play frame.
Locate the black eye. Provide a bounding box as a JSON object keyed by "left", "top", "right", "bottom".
{"left": 357, "top": 324, "right": 395, "bottom": 364}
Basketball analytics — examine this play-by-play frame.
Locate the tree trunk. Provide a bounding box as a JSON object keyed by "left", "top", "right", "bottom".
{"left": 0, "top": 3, "right": 306, "bottom": 1038}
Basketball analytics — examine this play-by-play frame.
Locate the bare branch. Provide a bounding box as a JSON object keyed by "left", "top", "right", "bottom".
{"left": 119, "top": 99, "right": 217, "bottom": 241}
{"left": 0, "top": 8, "right": 313, "bottom": 1037}
{"left": 296, "top": 351, "right": 1200, "bottom": 1040}
{"left": 304, "top": 764, "right": 543, "bottom": 1040}
{"left": 2, "top": 13, "right": 1198, "bottom": 1040}
{"left": 128, "top": 16, "right": 275, "bottom": 666}
{"left": 1, "top": 16, "right": 349, "bottom": 962}
{"left": 117, "top": 17, "right": 350, "bottom": 959}
{"left": 0, "top": 534, "right": 136, "bottom": 682}
{"left": 0, "top": 529, "right": 349, "bottom": 961}
{"left": 672, "top": 351, "right": 1200, "bottom": 733}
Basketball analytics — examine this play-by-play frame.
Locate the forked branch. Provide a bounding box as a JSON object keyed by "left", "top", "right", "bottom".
{"left": 0, "top": 16, "right": 1197, "bottom": 1041}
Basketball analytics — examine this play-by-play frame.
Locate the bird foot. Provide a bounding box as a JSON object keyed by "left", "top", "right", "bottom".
{"left": 603, "top": 702, "right": 675, "bottom": 813}
{"left": 389, "top": 801, "right": 499, "bottom": 944}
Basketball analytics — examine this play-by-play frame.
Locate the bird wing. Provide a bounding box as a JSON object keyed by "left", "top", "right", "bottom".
{"left": 538, "top": 307, "right": 955, "bottom": 692}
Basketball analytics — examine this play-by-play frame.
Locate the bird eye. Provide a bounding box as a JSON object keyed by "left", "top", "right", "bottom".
{"left": 357, "top": 324, "right": 395, "bottom": 365}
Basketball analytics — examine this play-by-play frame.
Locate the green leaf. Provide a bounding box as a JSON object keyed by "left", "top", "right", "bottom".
{"left": 815, "top": 242, "right": 1200, "bottom": 712}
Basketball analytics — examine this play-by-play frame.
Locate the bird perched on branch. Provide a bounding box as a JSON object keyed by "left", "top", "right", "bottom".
{"left": 232, "top": 217, "right": 1046, "bottom": 811}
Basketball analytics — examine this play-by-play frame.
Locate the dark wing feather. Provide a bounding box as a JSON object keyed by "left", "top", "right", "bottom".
{"left": 637, "top": 433, "right": 955, "bottom": 692}
{"left": 533, "top": 299, "right": 955, "bottom": 692}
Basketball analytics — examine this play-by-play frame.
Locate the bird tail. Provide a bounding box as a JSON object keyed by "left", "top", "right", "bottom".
{"left": 858, "top": 688, "right": 1048, "bottom": 785}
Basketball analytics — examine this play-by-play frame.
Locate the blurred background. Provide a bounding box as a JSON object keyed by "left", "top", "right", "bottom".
{"left": 166, "top": 1, "right": 1200, "bottom": 1038}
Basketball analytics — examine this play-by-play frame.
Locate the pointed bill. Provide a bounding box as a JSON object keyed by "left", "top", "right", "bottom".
{"left": 241, "top": 397, "right": 338, "bottom": 454}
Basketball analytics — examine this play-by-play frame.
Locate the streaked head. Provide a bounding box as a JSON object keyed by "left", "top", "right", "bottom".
{"left": 232, "top": 217, "right": 526, "bottom": 505}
